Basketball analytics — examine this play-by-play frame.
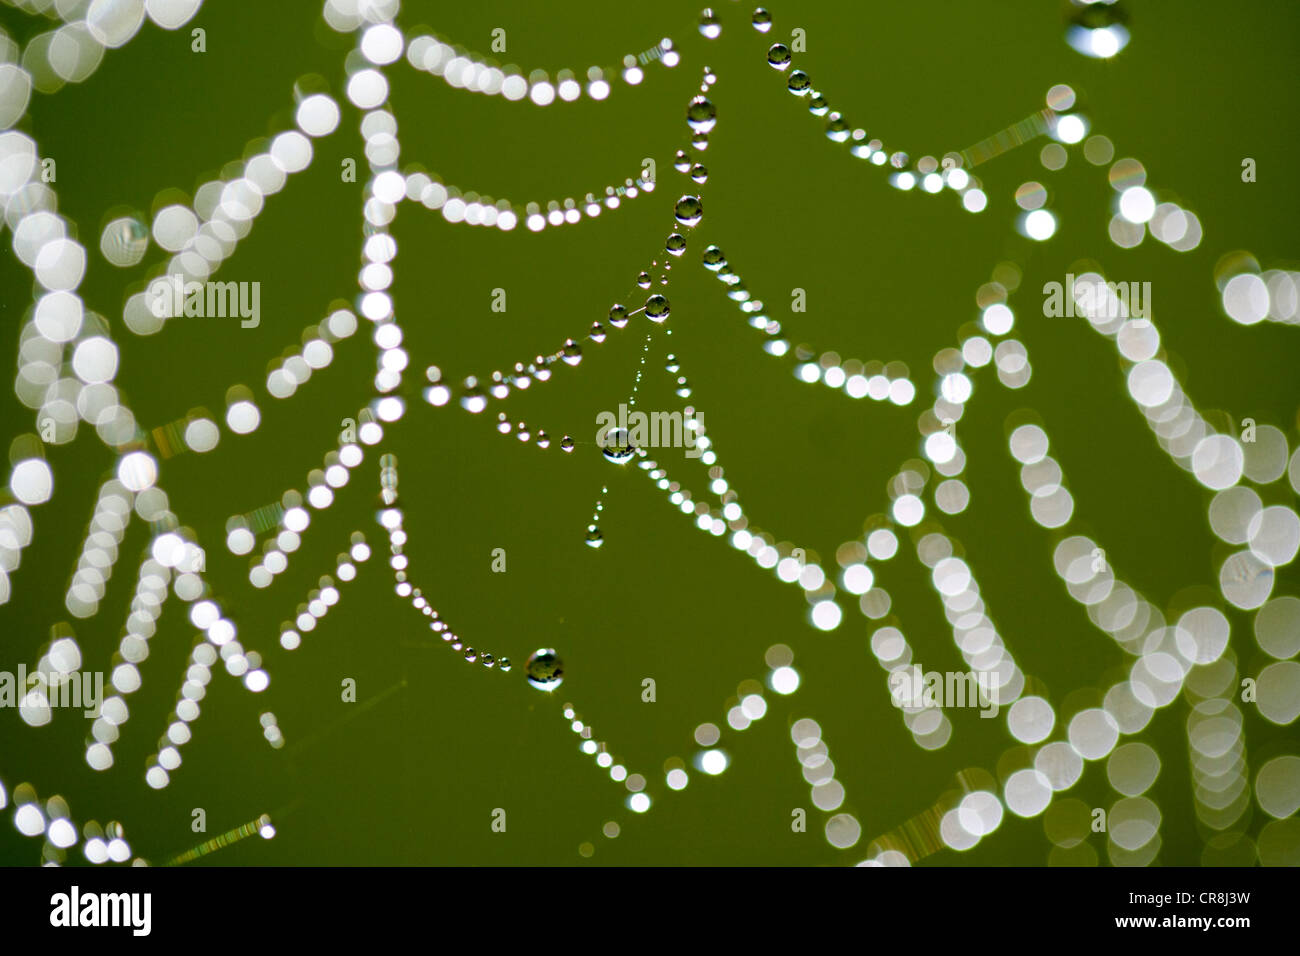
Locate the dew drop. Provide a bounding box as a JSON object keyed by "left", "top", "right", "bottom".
{"left": 585, "top": 527, "right": 604, "bottom": 549}
{"left": 601, "top": 428, "right": 637, "bottom": 464}
{"left": 752, "top": 8, "right": 772, "bottom": 32}
{"left": 481, "top": 653, "right": 495, "bottom": 667}
{"left": 787, "top": 70, "right": 811, "bottom": 95}
{"left": 687, "top": 96, "right": 717, "bottom": 133}
{"left": 698, "top": 8, "right": 721, "bottom": 39}
{"left": 498, "top": 657, "right": 512, "bottom": 672}
{"left": 590, "top": 321, "right": 606, "bottom": 343}
{"left": 526, "top": 648, "right": 564, "bottom": 690}
{"left": 702, "top": 245, "right": 727, "bottom": 271}
{"left": 808, "top": 94, "right": 829, "bottom": 116}
{"left": 464, "top": 647, "right": 477, "bottom": 663}
{"left": 666, "top": 233, "right": 687, "bottom": 256}
{"left": 690, "top": 163, "right": 709, "bottom": 184}
{"left": 608, "top": 303, "right": 629, "bottom": 328}
{"left": 767, "top": 43, "right": 792, "bottom": 69}
{"left": 459, "top": 378, "right": 487, "bottom": 413}
{"left": 561, "top": 339, "right": 583, "bottom": 366}
{"left": 560, "top": 436, "right": 576, "bottom": 453}
{"left": 645, "top": 294, "right": 671, "bottom": 322}
{"left": 826, "top": 113, "right": 850, "bottom": 142}
{"left": 691, "top": 133, "right": 709, "bottom": 151}
{"left": 674, "top": 195, "right": 704, "bottom": 227}
{"left": 666, "top": 354, "right": 681, "bottom": 373}
{"left": 674, "top": 150, "right": 691, "bottom": 173}
{"left": 637, "top": 271, "right": 652, "bottom": 289}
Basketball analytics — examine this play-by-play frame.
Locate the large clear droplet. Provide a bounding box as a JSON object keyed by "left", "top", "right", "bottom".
{"left": 702, "top": 245, "right": 727, "bottom": 271}
{"left": 645, "top": 294, "right": 671, "bottom": 322}
{"left": 752, "top": 8, "right": 773, "bottom": 32}
{"left": 608, "top": 304, "right": 628, "bottom": 328}
{"left": 767, "top": 43, "right": 792, "bottom": 69}
{"left": 698, "top": 8, "right": 721, "bottom": 38}
{"left": 666, "top": 234, "right": 687, "bottom": 256}
{"left": 674, "top": 195, "right": 703, "bottom": 227}
{"left": 687, "top": 96, "right": 717, "bottom": 133}
{"left": 601, "top": 428, "right": 636, "bottom": 464}
{"left": 690, "top": 163, "right": 709, "bottom": 184}
{"left": 525, "top": 648, "right": 564, "bottom": 690}
{"left": 787, "top": 71, "right": 811, "bottom": 95}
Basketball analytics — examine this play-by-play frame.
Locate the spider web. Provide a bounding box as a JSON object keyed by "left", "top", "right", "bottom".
{"left": 0, "top": 0, "right": 1297, "bottom": 867}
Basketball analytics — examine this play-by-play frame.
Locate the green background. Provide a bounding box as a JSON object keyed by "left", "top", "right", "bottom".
{"left": 0, "top": 0, "right": 1297, "bottom": 866}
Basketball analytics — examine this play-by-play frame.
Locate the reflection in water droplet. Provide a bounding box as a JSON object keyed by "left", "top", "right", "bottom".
{"left": 690, "top": 164, "right": 709, "bottom": 184}
{"left": 674, "top": 150, "right": 691, "bottom": 173}
{"left": 601, "top": 428, "right": 637, "bottom": 464}
{"left": 752, "top": 8, "right": 772, "bottom": 32}
{"left": 526, "top": 648, "right": 564, "bottom": 690}
{"left": 687, "top": 96, "right": 717, "bottom": 133}
{"left": 666, "top": 234, "right": 687, "bottom": 256}
{"left": 645, "top": 294, "right": 671, "bottom": 322}
{"left": 698, "top": 8, "right": 721, "bottom": 39}
{"left": 787, "top": 71, "right": 811, "bottom": 95}
{"left": 767, "top": 44, "right": 792, "bottom": 70}
{"left": 702, "top": 245, "right": 727, "bottom": 271}
{"left": 560, "top": 436, "right": 576, "bottom": 453}
{"left": 675, "top": 195, "right": 704, "bottom": 227}
{"left": 608, "top": 304, "right": 628, "bottom": 328}
{"left": 585, "top": 527, "right": 604, "bottom": 548}
{"left": 808, "top": 94, "right": 829, "bottom": 116}
{"left": 637, "top": 271, "right": 652, "bottom": 289}
{"left": 561, "top": 339, "right": 583, "bottom": 366}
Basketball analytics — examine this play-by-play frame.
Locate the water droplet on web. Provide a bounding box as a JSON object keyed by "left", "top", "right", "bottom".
{"left": 560, "top": 436, "right": 576, "bottom": 453}
{"left": 637, "top": 271, "right": 652, "bottom": 289}
{"left": 808, "top": 94, "right": 829, "bottom": 116}
{"left": 691, "top": 132, "right": 709, "bottom": 151}
{"left": 826, "top": 113, "right": 850, "bottom": 142}
{"left": 464, "top": 647, "right": 477, "bottom": 663}
{"left": 645, "top": 294, "right": 671, "bottom": 322}
{"left": 702, "top": 245, "right": 727, "bottom": 270}
{"left": 787, "top": 70, "right": 811, "bottom": 95}
{"left": 752, "top": 8, "right": 772, "bottom": 32}
{"left": 601, "top": 428, "right": 637, "bottom": 464}
{"left": 687, "top": 96, "right": 717, "bottom": 133}
{"left": 666, "top": 234, "right": 687, "bottom": 256}
{"left": 608, "top": 304, "right": 628, "bottom": 328}
{"left": 459, "top": 378, "right": 487, "bottom": 413}
{"left": 523, "top": 649, "right": 564, "bottom": 690}
{"left": 666, "top": 354, "right": 681, "bottom": 373}
{"left": 690, "top": 164, "right": 709, "bottom": 184}
{"left": 698, "top": 8, "right": 721, "bottom": 39}
{"left": 498, "top": 658, "right": 512, "bottom": 673}
{"left": 561, "top": 339, "right": 583, "bottom": 366}
{"left": 675, "top": 195, "right": 703, "bottom": 227}
{"left": 767, "top": 44, "right": 792, "bottom": 70}
{"left": 674, "top": 150, "right": 691, "bottom": 173}
{"left": 585, "top": 527, "right": 604, "bottom": 549}
{"left": 590, "top": 322, "right": 606, "bottom": 343}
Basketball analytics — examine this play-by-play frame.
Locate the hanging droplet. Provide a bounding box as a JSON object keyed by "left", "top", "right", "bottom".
{"left": 590, "top": 321, "right": 606, "bottom": 343}
{"left": 637, "top": 271, "right": 652, "bottom": 289}
{"left": 459, "top": 377, "right": 487, "bottom": 413}
{"left": 787, "top": 70, "right": 811, "bottom": 95}
{"left": 561, "top": 339, "right": 583, "bottom": 366}
{"left": 767, "top": 43, "right": 791, "bottom": 69}
{"left": 808, "top": 94, "right": 829, "bottom": 116}
{"left": 601, "top": 428, "right": 637, "bottom": 464}
{"left": 481, "top": 653, "right": 495, "bottom": 668}
{"left": 666, "top": 354, "right": 681, "bottom": 373}
{"left": 752, "top": 8, "right": 772, "bottom": 32}
{"left": 526, "top": 648, "right": 565, "bottom": 690}
{"left": 645, "top": 294, "right": 671, "bottom": 322}
{"left": 464, "top": 647, "right": 478, "bottom": 663}
{"left": 691, "top": 132, "right": 709, "bottom": 151}
{"left": 702, "top": 245, "right": 727, "bottom": 270}
{"left": 690, "top": 163, "right": 709, "bottom": 184}
{"left": 585, "top": 527, "right": 604, "bottom": 549}
{"left": 687, "top": 96, "right": 717, "bottom": 133}
{"left": 609, "top": 303, "right": 628, "bottom": 328}
{"left": 536, "top": 431, "right": 551, "bottom": 449}
{"left": 560, "top": 436, "right": 576, "bottom": 453}
{"left": 698, "top": 8, "right": 721, "bottom": 38}
{"left": 674, "top": 195, "right": 703, "bottom": 227}
{"left": 498, "top": 657, "right": 512, "bottom": 672}
{"left": 826, "top": 113, "right": 850, "bottom": 142}
{"left": 674, "top": 150, "right": 691, "bottom": 173}
{"left": 666, "top": 233, "right": 687, "bottom": 256}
